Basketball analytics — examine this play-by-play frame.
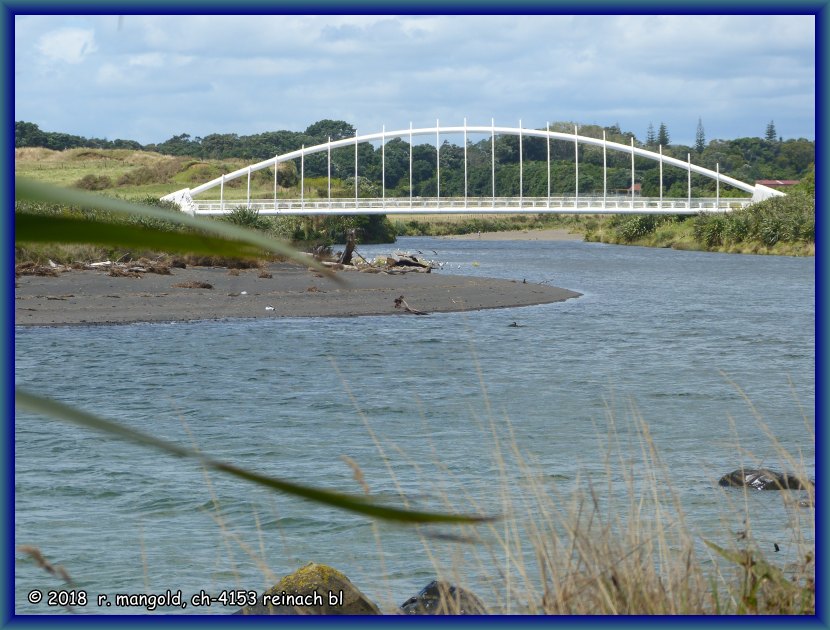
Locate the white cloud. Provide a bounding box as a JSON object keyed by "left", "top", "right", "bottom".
{"left": 36, "top": 27, "right": 97, "bottom": 64}
{"left": 127, "top": 53, "right": 165, "bottom": 67}
{"left": 14, "top": 15, "right": 815, "bottom": 145}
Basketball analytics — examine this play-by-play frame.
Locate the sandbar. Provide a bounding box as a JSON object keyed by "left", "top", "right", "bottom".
{"left": 15, "top": 264, "right": 581, "bottom": 327}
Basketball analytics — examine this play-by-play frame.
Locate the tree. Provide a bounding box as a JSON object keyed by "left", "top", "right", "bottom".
{"left": 695, "top": 118, "right": 706, "bottom": 153}
{"left": 200, "top": 133, "right": 240, "bottom": 159}
{"left": 607, "top": 122, "right": 622, "bottom": 136}
{"left": 765, "top": 120, "right": 777, "bottom": 142}
{"left": 304, "top": 119, "right": 356, "bottom": 142}
{"left": 156, "top": 133, "right": 198, "bottom": 156}
{"left": 657, "top": 122, "right": 670, "bottom": 147}
{"left": 646, "top": 123, "right": 656, "bottom": 147}
{"left": 15, "top": 121, "right": 48, "bottom": 148}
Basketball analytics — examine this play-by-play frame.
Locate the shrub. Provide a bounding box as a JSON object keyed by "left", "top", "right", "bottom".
{"left": 74, "top": 174, "right": 113, "bottom": 191}
{"left": 320, "top": 214, "right": 396, "bottom": 244}
{"left": 222, "top": 206, "right": 272, "bottom": 231}
{"left": 617, "top": 215, "right": 658, "bottom": 242}
{"left": 693, "top": 214, "right": 727, "bottom": 247}
{"left": 116, "top": 159, "right": 187, "bottom": 186}
{"left": 723, "top": 214, "right": 750, "bottom": 243}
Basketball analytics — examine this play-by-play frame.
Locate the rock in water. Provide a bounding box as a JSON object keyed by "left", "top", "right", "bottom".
{"left": 718, "top": 468, "right": 814, "bottom": 491}
{"left": 235, "top": 562, "right": 381, "bottom": 615}
{"left": 399, "top": 580, "right": 487, "bottom": 615}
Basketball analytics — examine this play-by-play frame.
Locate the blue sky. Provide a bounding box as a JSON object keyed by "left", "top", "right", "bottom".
{"left": 14, "top": 14, "right": 816, "bottom": 146}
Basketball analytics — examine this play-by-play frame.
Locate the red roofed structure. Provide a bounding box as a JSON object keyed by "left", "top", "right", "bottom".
{"left": 755, "top": 179, "right": 800, "bottom": 188}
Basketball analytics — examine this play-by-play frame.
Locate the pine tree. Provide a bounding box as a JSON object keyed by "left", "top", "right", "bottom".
{"left": 657, "top": 122, "right": 670, "bottom": 146}
{"left": 695, "top": 118, "right": 706, "bottom": 153}
{"left": 765, "top": 120, "right": 777, "bottom": 142}
{"left": 646, "top": 123, "right": 656, "bottom": 147}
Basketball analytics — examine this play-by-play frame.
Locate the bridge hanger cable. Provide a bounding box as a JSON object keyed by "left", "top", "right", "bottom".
{"left": 574, "top": 125, "right": 579, "bottom": 207}
{"left": 659, "top": 145, "right": 664, "bottom": 210}
{"left": 491, "top": 118, "right": 495, "bottom": 209}
{"left": 630, "top": 137, "right": 635, "bottom": 210}
{"left": 436, "top": 119, "right": 440, "bottom": 208}
{"left": 327, "top": 137, "right": 331, "bottom": 204}
{"left": 602, "top": 130, "right": 607, "bottom": 211}
{"left": 463, "top": 117, "right": 468, "bottom": 208}
{"left": 519, "top": 119, "right": 523, "bottom": 208}
{"left": 547, "top": 122, "right": 551, "bottom": 208}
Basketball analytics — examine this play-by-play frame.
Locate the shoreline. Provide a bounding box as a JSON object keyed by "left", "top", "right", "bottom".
{"left": 15, "top": 263, "right": 581, "bottom": 327}
{"left": 439, "top": 228, "right": 583, "bottom": 242}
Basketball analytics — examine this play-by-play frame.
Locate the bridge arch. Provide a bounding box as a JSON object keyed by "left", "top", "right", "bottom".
{"left": 163, "top": 121, "right": 784, "bottom": 215}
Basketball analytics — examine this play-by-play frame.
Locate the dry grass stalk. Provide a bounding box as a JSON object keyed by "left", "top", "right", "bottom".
{"left": 17, "top": 545, "right": 73, "bottom": 585}
{"left": 389, "top": 393, "right": 814, "bottom": 616}
{"left": 341, "top": 455, "right": 371, "bottom": 495}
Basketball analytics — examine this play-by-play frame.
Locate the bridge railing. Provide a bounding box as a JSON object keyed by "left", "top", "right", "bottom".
{"left": 189, "top": 196, "right": 754, "bottom": 216}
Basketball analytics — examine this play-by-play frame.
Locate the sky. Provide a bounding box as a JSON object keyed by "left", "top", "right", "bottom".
{"left": 13, "top": 14, "right": 816, "bottom": 147}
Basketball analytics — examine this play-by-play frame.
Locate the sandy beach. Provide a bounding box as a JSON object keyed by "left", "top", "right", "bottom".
{"left": 15, "top": 263, "right": 581, "bottom": 326}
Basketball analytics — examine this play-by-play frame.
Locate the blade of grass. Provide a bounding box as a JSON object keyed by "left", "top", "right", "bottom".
{"left": 16, "top": 213, "right": 264, "bottom": 259}
{"left": 703, "top": 539, "right": 795, "bottom": 590}
{"left": 15, "top": 389, "right": 494, "bottom": 526}
{"left": 15, "top": 178, "right": 336, "bottom": 277}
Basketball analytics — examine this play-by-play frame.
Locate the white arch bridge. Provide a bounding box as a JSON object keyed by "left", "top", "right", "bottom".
{"left": 162, "top": 120, "right": 784, "bottom": 216}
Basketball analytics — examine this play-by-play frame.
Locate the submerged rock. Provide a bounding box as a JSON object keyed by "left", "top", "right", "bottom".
{"left": 399, "top": 580, "right": 487, "bottom": 615}
{"left": 718, "top": 468, "right": 814, "bottom": 491}
{"left": 235, "top": 562, "right": 381, "bottom": 615}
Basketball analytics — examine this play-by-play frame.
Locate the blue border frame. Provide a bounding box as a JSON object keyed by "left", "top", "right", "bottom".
{"left": 4, "top": 2, "right": 825, "bottom": 628}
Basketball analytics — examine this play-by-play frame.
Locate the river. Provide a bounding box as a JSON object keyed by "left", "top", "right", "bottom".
{"left": 14, "top": 236, "right": 815, "bottom": 614}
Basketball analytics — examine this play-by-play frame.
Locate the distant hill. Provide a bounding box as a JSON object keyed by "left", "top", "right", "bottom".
{"left": 16, "top": 120, "right": 815, "bottom": 199}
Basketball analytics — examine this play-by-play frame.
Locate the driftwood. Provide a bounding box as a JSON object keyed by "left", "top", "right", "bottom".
{"left": 386, "top": 255, "right": 431, "bottom": 271}
{"left": 352, "top": 249, "right": 371, "bottom": 265}
{"left": 394, "top": 295, "right": 428, "bottom": 315}
{"left": 87, "top": 258, "right": 171, "bottom": 275}
{"left": 15, "top": 263, "right": 59, "bottom": 277}
{"left": 314, "top": 249, "right": 437, "bottom": 275}
{"left": 339, "top": 230, "right": 356, "bottom": 265}
{"left": 322, "top": 261, "right": 358, "bottom": 271}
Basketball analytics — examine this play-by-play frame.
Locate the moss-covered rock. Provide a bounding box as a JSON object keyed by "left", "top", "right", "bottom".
{"left": 235, "top": 562, "right": 381, "bottom": 615}
{"left": 719, "top": 468, "right": 814, "bottom": 491}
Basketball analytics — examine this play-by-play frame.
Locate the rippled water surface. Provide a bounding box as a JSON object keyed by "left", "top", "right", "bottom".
{"left": 15, "top": 237, "right": 815, "bottom": 614}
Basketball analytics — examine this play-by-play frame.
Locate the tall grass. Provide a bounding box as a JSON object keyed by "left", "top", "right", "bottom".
{"left": 584, "top": 190, "right": 815, "bottom": 256}
{"left": 400, "top": 402, "right": 813, "bottom": 614}
{"left": 163, "top": 383, "right": 813, "bottom": 616}
{"left": 693, "top": 191, "right": 815, "bottom": 249}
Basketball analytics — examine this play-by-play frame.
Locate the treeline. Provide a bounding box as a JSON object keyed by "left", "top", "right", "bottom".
{"left": 16, "top": 119, "right": 815, "bottom": 198}
{"left": 15, "top": 121, "right": 144, "bottom": 151}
